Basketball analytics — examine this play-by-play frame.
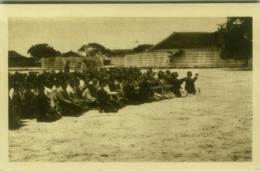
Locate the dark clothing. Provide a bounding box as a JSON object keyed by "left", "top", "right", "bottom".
{"left": 9, "top": 95, "right": 23, "bottom": 129}
{"left": 123, "top": 84, "right": 140, "bottom": 104}
{"left": 35, "top": 92, "right": 60, "bottom": 122}
{"left": 97, "top": 88, "right": 119, "bottom": 113}
{"left": 139, "top": 80, "right": 151, "bottom": 102}
{"left": 11, "top": 91, "right": 23, "bottom": 121}
{"left": 170, "top": 77, "right": 186, "bottom": 97}
{"left": 88, "top": 84, "right": 98, "bottom": 98}
{"left": 57, "top": 87, "right": 82, "bottom": 116}
{"left": 185, "top": 76, "right": 197, "bottom": 94}
{"left": 74, "top": 86, "right": 84, "bottom": 99}
{"left": 64, "top": 64, "right": 70, "bottom": 73}
{"left": 21, "top": 90, "right": 35, "bottom": 119}
{"left": 109, "top": 82, "right": 118, "bottom": 92}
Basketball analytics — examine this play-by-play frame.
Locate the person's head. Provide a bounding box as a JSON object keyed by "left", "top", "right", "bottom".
{"left": 54, "top": 79, "right": 59, "bottom": 87}
{"left": 67, "top": 61, "right": 70, "bottom": 64}
{"left": 171, "top": 72, "right": 178, "bottom": 78}
{"left": 69, "top": 79, "right": 76, "bottom": 87}
{"left": 99, "top": 78, "right": 107, "bottom": 87}
{"left": 187, "top": 71, "right": 192, "bottom": 77}
{"left": 38, "top": 84, "right": 45, "bottom": 93}
{"left": 104, "top": 77, "right": 110, "bottom": 84}
{"left": 109, "top": 76, "right": 115, "bottom": 83}
{"left": 44, "top": 80, "right": 52, "bottom": 89}
{"left": 142, "top": 73, "right": 148, "bottom": 81}
{"left": 92, "top": 78, "right": 98, "bottom": 85}
{"left": 25, "top": 83, "right": 32, "bottom": 91}
{"left": 60, "top": 79, "right": 68, "bottom": 89}
{"left": 13, "top": 82, "right": 20, "bottom": 91}
{"left": 51, "top": 70, "right": 56, "bottom": 74}
{"left": 157, "top": 72, "right": 163, "bottom": 79}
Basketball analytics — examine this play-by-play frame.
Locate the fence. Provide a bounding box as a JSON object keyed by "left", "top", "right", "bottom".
{"left": 41, "top": 56, "right": 103, "bottom": 70}
{"left": 124, "top": 51, "right": 170, "bottom": 67}
{"left": 110, "top": 49, "right": 245, "bottom": 68}
{"left": 169, "top": 49, "right": 245, "bottom": 68}
{"left": 110, "top": 56, "right": 125, "bottom": 66}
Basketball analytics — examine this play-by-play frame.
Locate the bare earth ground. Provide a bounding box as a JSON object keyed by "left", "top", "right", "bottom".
{"left": 9, "top": 69, "right": 252, "bottom": 162}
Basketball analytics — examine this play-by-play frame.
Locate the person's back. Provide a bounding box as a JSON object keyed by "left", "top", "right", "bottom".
{"left": 57, "top": 85, "right": 71, "bottom": 107}
{"left": 21, "top": 84, "right": 36, "bottom": 119}
{"left": 185, "top": 71, "right": 198, "bottom": 94}
{"left": 64, "top": 61, "right": 70, "bottom": 73}
{"left": 35, "top": 85, "right": 61, "bottom": 122}
{"left": 56, "top": 80, "right": 83, "bottom": 116}
{"left": 35, "top": 90, "right": 49, "bottom": 114}
{"left": 88, "top": 83, "right": 98, "bottom": 98}
{"left": 139, "top": 77, "right": 151, "bottom": 102}
{"left": 170, "top": 72, "right": 186, "bottom": 97}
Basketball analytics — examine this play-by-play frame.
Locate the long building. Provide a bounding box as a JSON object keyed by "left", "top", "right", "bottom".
{"left": 110, "top": 32, "right": 246, "bottom": 68}
{"left": 41, "top": 51, "right": 104, "bottom": 70}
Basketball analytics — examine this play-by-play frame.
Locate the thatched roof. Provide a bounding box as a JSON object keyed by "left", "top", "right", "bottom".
{"left": 8, "top": 50, "right": 37, "bottom": 67}
{"left": 108, "top": 49, "right": 134, "bottom": 57}
{"left": 149, "top": 32, "right": 219, "bottom": 50}
{"left": 61, "top": 51, "right": 84, "bottom": 57}
{"left": 9, "top": 50, "right": 29, "bottom": 59}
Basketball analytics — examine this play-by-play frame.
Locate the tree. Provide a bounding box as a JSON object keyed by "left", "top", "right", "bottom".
{"left": 217, "top": 17, "right": 252, "bottom": 67}
{"left": 27, "top": 43, "right": 61, "bottom": 58}
{"left": 133, "top": 44, "right": 153, "bottom": 53}
{"left": 78, "top": 43, "right": 111, "bottom": 57}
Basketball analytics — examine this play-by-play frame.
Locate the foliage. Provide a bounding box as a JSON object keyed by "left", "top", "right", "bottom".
{"left": 133, "top": 44, "right": 153, "bottom": 53}
{"left": 27, "top": 43, "right": 61, "bottom": 58}
{"left": 217, "top": 17, "right": 252, "bottom": 66}
{"left": 78, "top": 43, "right": 111, "bottom": 57}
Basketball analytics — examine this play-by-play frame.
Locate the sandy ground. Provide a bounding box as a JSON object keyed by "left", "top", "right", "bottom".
{"left": 9, "top": 69, "right": 252, "bottom": 162}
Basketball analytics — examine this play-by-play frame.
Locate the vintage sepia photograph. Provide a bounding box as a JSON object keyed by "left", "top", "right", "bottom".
{"left": 8, "top": 16, "right": 252, "bottom": 162}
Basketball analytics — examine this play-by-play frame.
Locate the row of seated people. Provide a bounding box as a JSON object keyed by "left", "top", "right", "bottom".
{"left": 8, "top": 67, "right": 199, "bottom": 129}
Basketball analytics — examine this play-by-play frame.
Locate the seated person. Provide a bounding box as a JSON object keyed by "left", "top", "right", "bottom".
{"left": 34, "top": 84, "right": 62, "bottom": 122}
{"left": 169, "top": 72, "right": 186, "bottom": 97}
{"left": 123, "top": 76, "right": 141, "bottom": 105}
{"left": 56, "top": 79, "right": 84, "bottom": 116}
{"left": 21, "top": 83, "right": 36, "bottom": 119}
{"left": 147, "top": 72, "right": 162, "bottom": 101}
{"left": 103, "top": 77, "right": 126, "bottom": 108}
{"left": 9, "top": 82, "right": 24, "bottom": 129}
{"left": 138, "top": 74, "right": 160, "bottom": 103}
{"left": 185, "top": 71, "right": 200, "bottom": 95}
{"left": 108, "top": 76, "right": 128, "bottom": 103}
{"left": 50, "top": 79, "right": 59, "bottom": 108}
{"left": 82, "top": 78, "right": 98, "bottom": 108}
{"left": 97, "top": 79, "right": 120, "bottom": 113}
{"left": 157, "top": 71, "right": 176, "bottom": 99}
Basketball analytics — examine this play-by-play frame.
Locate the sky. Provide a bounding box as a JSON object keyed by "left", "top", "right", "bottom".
{"left": 9, "top": 17, "right": 227, "bottom": 57}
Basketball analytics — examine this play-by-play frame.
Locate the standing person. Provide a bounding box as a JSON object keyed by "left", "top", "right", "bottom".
{"left": 185, "top": 71, "right": 199, "bottom": 95}
{"left": 64, "top": 61, "right": 70, "bottom": 73}
{"left": 81, "top": 60, "right": 87, "bottom": 74}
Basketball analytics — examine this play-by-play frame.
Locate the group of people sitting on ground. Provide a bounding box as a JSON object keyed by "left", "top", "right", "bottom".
{"left": 8, "top": 66, "right": 199, "bottom": 129}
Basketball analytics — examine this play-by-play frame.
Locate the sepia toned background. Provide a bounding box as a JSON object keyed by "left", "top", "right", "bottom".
{"left": 1, "top": 3, "right": 260, "bottom": 170}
